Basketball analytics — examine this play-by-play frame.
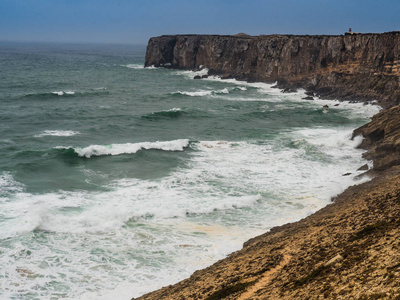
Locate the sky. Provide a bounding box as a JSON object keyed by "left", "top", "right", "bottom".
{"left": 1, "top": 0, "right": 400, "bottom": 45}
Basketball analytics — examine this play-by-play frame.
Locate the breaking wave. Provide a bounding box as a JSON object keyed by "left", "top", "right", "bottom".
{"left": 121, "top": 63, "right": 145, "bottom": 69}
{"left": 21, "top": 89, "right": 108, "bottom": 99}
{"left": 62, "top": 139, "right": 191, "bottom": 158}
{"left": 141, "top": 108, "right": 185, "bottom": 120}
{"left": 172, "top": 88, "right": 230, "bottom": 97}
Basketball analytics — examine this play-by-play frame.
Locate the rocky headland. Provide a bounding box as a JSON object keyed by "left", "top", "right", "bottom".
{"left": 135, "top": 33, "right": 400, "bottom": 299}
{"left": 145, "top": 32, "right": 400, "bottom": 108}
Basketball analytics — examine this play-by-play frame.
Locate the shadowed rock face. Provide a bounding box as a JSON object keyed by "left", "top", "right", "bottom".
{"left": 354, "top": 105, "right": 400, "bottom": 171}
{"left": 145, "top": 32, "right": 400, "bottom": 108}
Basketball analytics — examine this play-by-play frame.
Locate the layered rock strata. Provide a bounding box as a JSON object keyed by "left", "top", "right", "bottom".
{"left": 145, "top": 32, "right": 400, "bottom": 108}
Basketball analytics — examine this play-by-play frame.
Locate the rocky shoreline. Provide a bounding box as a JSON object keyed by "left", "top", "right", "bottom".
{"left": 134, "top": 33, "right": 400, "bottom": 299}
{"left": 145, "top": 32, "right": 400, "bottom": 109}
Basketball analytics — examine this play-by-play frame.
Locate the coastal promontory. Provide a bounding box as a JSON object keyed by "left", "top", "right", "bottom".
{"left": 145, "top": 32, "right": 400, "bottom": 108}
{"left": 136, "top": 32, "right": 400, "bottom": 299}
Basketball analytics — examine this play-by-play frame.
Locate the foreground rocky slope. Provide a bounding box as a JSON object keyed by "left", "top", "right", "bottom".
{"left": 135, "top": 166, "right": 400, "bottom": 299}
{"left": 135, "top": 33, "right": 400, "bottom": 299}
{"left": 145, "top": 32, "right": 400, "bottom": 108}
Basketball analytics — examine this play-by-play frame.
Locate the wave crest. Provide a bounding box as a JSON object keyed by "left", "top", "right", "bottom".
{"left": 121, "top": 64, "right": 144, "bottom": 69}
{"left": 172, "top": 88, "right": 229, "bottom": 97}
{"left": 66, "top": 139, "right": 190, "bottom": 158}
{"left": 35, "top": 130, "right": 80, "bottom": 138}
{"left": 22, "top": 89, "right": 108, "bottom": 99}
{"left": 141, "top": 108, "right": 185, "bottom": 120}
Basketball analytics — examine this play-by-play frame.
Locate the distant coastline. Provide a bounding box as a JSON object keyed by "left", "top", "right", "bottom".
{"left": 134, "top": 33, "right": 400, "bottom": 299}
{"left": 145, "top": 32, "right": 400, "bottom": 109}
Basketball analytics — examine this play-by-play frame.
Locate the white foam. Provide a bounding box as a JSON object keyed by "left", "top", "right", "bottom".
{"left": 176, "top": 90, "right": 212, "bottom": 97}
{"left": 197, "top": 75, "right": 382, "bottom": 114}
{"left": 0, "top": 127, "right": 373, "bottom": 299}
{"left": 51, "top": 91, "right": 76, "bottom": 96}
{"left": 0, "top": 172, "right": 24, "bottom": 195}
{"left": 175, "top": 88, "right": 230, "bottom": 97}
{"left": 71, "top": 139, "right": 190, "bottom": 158}
{"left": 309, "top": 96, "right": 381, "bottom": 118}
{"left": 1, "top": 135, "right": 369, "bottom": 236}
{"left": 122, "top": 64, "right": 144, "bottom": 69}
{"left": 174, "top": 68, "right": 209, "bottom": 79}
{"left": 1, "top": 80, "right": 379, "bottom": 299}
{"left": 145, "top": 65, "right": 160, "bottom": 69}
{"left": 35, "top": 130, "right": 80, "bottom": 138}
{"left": 0, "top": 138, "right": 14, "bottom": 144}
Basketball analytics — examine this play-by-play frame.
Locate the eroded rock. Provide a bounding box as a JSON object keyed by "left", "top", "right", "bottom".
{"left": 145, "top": 32, "right": 400, "bottom": 108}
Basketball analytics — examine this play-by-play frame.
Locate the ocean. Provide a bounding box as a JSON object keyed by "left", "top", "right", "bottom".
{"left": 0, "top": 42, "right": 379, "bottom": 299}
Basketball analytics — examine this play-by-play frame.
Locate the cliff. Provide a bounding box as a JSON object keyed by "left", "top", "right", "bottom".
{"left": 145, "top": 32, "right": 400, "bottom": 108}
{"left": 135, "top": 33, "right": 400, "bottom": 299}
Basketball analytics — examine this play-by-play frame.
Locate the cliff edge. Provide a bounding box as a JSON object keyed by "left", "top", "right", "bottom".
{"left": 145, "top": 32, "right": 400, "bottom": 108}
{"left": 135, "top": 33, "right": 400, "bottom": 299}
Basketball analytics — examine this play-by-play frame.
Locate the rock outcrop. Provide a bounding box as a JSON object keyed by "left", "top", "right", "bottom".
{"left": 136, "top": 32, "right": 400, "bottom": 300}
{"left": 354, "top": 105, "right": 400, "bottom": 171}
{"left": 145, "top": 32, "right": 400, "bottom": 108}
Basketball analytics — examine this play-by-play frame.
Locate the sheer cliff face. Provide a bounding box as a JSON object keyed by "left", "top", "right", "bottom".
{"left": 145, "top": 33, "right": 400, "bottom": 108}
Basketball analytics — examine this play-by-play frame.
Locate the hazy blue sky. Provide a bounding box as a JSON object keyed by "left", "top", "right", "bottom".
{"left": 1, "top": 0, "right": 399, "bottom": 45}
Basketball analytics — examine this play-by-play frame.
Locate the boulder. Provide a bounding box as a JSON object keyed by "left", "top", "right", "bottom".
{"left": 357, "top": 164, "right": 369, "bottom": 171}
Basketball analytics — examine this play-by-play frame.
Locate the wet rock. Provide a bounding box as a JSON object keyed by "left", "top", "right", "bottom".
{"left": 282, "top": 87, "right": 297, "bottom": 93}
{"left": 353, "top": 105, "right": 400, "bottom": 171}
{"left": 302, "top": 96, "right": 314, "bottom": 100}
{"left": 194, "top": 75, "right": 201, "bottom": 79}
{"left": 357, "top": 164, "right": 369, "bottom": 171}
{"left": 221, "top": 74, "right": 233, "bottom": 80}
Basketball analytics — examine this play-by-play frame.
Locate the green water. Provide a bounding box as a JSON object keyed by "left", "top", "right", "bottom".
{"left": 0, "top": 42, "right": 378, "bottom": 299}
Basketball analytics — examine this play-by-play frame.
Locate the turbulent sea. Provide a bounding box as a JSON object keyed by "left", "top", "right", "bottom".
{"left": 0, "top": 42, "right": 379, "bottom": 299}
